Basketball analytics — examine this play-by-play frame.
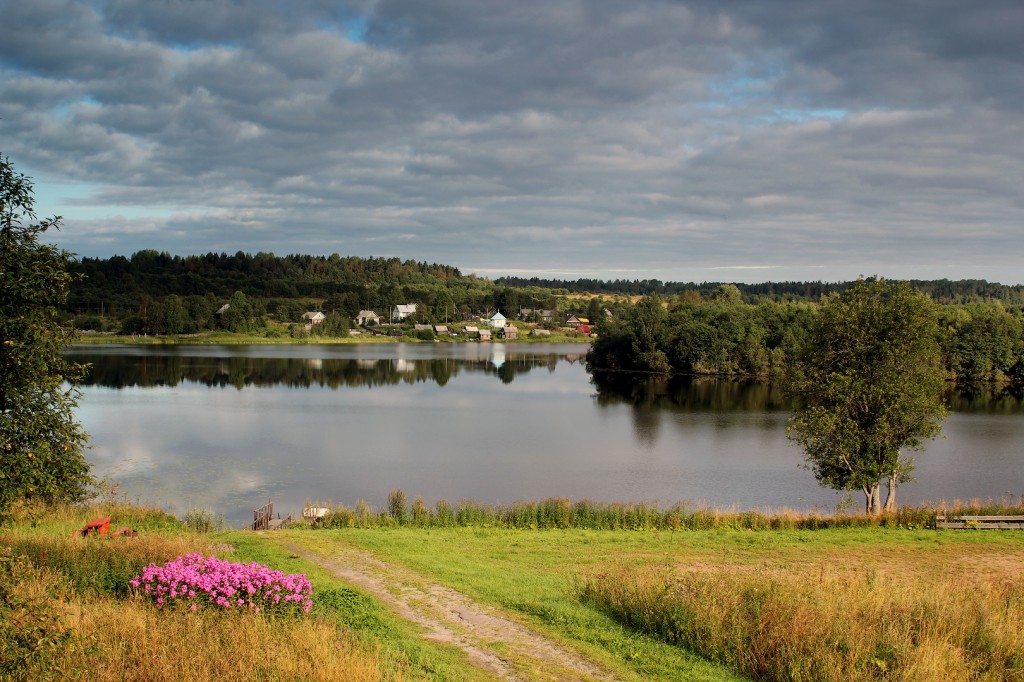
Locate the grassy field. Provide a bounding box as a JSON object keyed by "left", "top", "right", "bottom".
{"left": 5, "top": 500, "right": 1024, "bottom": 681}
{"left": 277, "top": 524, "right": 1024, "bottom": 681}
{"left": 0, "top": 501, "right": 491, "bottom": 681}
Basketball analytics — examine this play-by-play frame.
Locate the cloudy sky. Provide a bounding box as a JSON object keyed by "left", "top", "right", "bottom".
{"left": 2, "top": 1, "right": 1023, "bottom": 284}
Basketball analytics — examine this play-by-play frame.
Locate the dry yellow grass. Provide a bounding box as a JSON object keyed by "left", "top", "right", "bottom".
{"left": 5, "top": 559, "right": 402, "bottom": 682}
{"left": 67, "top": 598, "right": 400, "bottom": 682}
{"left": 579, "top": 562, "right": 1024, "bottom": 681}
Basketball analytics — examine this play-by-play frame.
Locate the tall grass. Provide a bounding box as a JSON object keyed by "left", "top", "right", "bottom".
{"left": 577, "top": 565, "right": 1024, "bottom": 681}
{"left": 303, "top": 492, "right": 1024, "bottom": 531}
{"left": 1, "top": 501, "right": 404, "bottom": 682}
{"left": 3, "top": 556, "right": 400, "bottom": 682}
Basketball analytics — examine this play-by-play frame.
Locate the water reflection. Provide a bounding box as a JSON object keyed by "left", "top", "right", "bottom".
{"left": 68, "top": 345, "right": 1023, "bottom": 527}
{"left": 70, "top": 344, "right": 587, "bottom": 389}
{"left": 590, "top": 372, "right": 1023, "bottom": 416}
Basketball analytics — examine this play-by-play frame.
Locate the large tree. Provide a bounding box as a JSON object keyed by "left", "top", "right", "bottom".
{"left": 786, "top": 279, "right": 947, "bottom": 514}
{"left": 0, "top": 155, "right": 92, "bottom": 515}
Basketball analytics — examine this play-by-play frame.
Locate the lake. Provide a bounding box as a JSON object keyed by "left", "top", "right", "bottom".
{"left": 68, "top": 343, "right": 1024, "bottom": 527}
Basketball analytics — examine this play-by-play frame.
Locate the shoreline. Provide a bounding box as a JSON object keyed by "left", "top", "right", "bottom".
{"left": 70, "top": 331, "right": 594, "bottom": 345}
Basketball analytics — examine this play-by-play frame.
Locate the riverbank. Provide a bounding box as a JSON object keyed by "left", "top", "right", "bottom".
{"left": 5, "top": 499, "right": 1024, "bottom": 681}
{"left": 72, "top": 329, "right": 594, "bottom": 345}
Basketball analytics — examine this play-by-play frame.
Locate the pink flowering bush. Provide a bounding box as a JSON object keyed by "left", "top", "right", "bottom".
{"left": 130, "top": 553, "right": 312, "bottom": 614}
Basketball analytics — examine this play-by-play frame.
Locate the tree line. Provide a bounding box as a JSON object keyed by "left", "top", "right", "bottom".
{"left": 64, "top": 251, "right": 577, "bottom": 335}
{"left": 587, "top": 283, "right": 1024, "bottom": 388}
{"left": 497, "top": 274, "right": 1024, "bottom": 305}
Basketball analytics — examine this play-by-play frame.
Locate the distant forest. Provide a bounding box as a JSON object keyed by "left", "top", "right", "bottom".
{"left": 495, "top": 275, "right": 1024, "bottom": 305}
{"left": 62, "top": 251, "right": 1024, "bottom": 386}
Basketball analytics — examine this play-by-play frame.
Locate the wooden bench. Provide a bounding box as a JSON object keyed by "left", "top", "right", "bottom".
{"left": 936, "top": 515, "right": 1024, "bottom": 529}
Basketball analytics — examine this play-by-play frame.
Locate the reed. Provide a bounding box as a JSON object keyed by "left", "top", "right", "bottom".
{"left": 182, "top": 508, "right": 225, "bottom": 533}
{"left": 577, "top": 564, "right": 1024, "bottom": 681}
{"left": 305, "top": 491, "right": 1024, "bottom": 532}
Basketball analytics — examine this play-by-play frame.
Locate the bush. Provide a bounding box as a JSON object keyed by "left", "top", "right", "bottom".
{"left": 130, "top": 553, "right": 313, "bottom": 614}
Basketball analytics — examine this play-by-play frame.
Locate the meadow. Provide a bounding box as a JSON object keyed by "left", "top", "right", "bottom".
{"left": 0, "top": 500, "right": 485, "bottom": 682}
{"left": 4, "top": 498, "right": 1024, "bottom": 681}
{"left": 289, "top": 520, "right": 1024, "bottom": 681}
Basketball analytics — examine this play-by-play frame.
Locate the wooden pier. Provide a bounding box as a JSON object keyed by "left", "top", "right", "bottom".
{"left": 251, "top": 500, "right": 291, "bottom": 530}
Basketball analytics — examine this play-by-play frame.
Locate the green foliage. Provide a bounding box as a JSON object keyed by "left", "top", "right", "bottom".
{"left": 183, "top": 508, "right": 225, "bottom": 533}
{"left": 219, "top": 290, "right": 255, "bottom": 332}
{"left": 309, "top": 312, "right": 349, "bottom": 338}
{"left": 310, "top": 490, "right": 961, "bottom": 531}
{"left": 940, "top": 303, "right": 1022, "bottom": 384}
{"left": 0, "top": 154, "right": 92, "bottom": 516}
{"left": 589, "top": 294, "right": 813, "bottom": 379}
{"left": 387, "top": 488, "right": 408, "bottom": 523}
{"left": 787, "top": 279, "right": 947, "bottom": 514}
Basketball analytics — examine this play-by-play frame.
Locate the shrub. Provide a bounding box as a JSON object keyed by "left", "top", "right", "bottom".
{"left": 182, "top": 508, "right": 224, "bottom": 533}
{"left": 131, "top": 553, "right": 312, "bottom": 614}
{"left": 387, "top": 489, "right": 408, "bottom": 523}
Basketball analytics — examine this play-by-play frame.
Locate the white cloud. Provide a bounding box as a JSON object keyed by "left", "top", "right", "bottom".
{"left": 2, "top": 0, "right": 1022, "bottom": 283}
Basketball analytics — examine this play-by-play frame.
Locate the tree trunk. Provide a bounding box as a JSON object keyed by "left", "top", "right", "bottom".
{"left": 863, "top": 483, "right": 882, "bottom": 515}
{"left": 884, "top": 472, "right": 898, "bottom": 513}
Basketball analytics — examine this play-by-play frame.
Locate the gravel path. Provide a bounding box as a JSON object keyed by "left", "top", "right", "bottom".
{"left": 283, "top": 541, "right": 622, "bottom": 682}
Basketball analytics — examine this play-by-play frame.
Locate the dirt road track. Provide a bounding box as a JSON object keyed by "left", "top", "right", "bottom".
{"left": 284, "top": 541, "right": 622, "bottom": 682}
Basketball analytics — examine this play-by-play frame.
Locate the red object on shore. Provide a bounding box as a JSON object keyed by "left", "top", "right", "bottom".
{"left": 77, "top": 516, "right": 112, "bottom": 537}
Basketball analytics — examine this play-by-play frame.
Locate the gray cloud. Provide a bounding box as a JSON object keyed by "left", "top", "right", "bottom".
{"left": 1, "top": 0, "right": 1022, "bottom": 283}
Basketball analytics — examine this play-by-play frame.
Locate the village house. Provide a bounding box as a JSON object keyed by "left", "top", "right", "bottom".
{"left": 355, "top": 310, "right": 380, "bottom": 326}
{"left": 302, "top": 311, "right": 326, "bottom": 325}
{"left": 565, "top": 315, "right": 590, "bottom": 329}
{"left": 433, "top": 325, "right": 450, "bottom": 336}
{"left": 500, "top": 325, "right": 518, "bottom": 339}
{"left": 478, "top": 328, "right": 492, "bottom": 341}
{"left": 520, "top": 307, "right": 555, "bottom": 322}
{"left": 392, "top": 303, "right": 417, "bottom": 321}
{"left": 488, "top": 311, "right": 507, "bottom": 328}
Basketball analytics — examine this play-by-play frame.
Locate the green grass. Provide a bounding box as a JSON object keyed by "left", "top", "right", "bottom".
{"left": 301, "top": 493, "right": 1024, "bottom": 531}
{"left": 218, "top": 531, "right": 497, "bottom": 681}
{"left": 277, "top": 525, "right": 1024, "bottom": 682}
{"left": 276, "top": 528, "right": 746, "bottom": 681}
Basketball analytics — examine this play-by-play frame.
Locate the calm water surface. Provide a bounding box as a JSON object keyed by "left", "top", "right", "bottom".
{"left": 68, "top": 344, "right": 1024, "bottom": 527}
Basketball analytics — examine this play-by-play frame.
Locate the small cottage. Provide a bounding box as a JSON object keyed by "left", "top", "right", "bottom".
{"left": 500, "top": 325, "right": 518, "bottom": 339}
{"left": 393, "top": 304, "right": 418, "bottom": 321}
{"left": 302, "top": 311, "right": 326, "bottom": 325}
{"left": 355, "top": 310, "right": 380, "bottom": 326}
{"left": 489, "top": 312, "right": 507, "bottom": 329}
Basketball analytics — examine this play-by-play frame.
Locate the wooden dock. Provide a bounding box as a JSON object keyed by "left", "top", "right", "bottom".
{"left": 936, "top": 515, "right": 1024, "bottom": 529}
{"left": 252, "top": 500, "right": 292, "bottom": 530}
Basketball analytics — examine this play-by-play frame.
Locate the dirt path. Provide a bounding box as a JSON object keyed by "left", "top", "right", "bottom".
{"left": 283, "top": 540, "right": 622, "bottom": 682}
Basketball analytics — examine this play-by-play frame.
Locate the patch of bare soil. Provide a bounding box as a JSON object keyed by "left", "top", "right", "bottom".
{"left": 283, "top": 541, "right": 622, "bottom": 682}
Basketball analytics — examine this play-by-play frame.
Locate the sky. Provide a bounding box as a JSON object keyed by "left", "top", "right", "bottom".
{"left": 2, "top": 1, "right": 1023, "bottom": 285}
